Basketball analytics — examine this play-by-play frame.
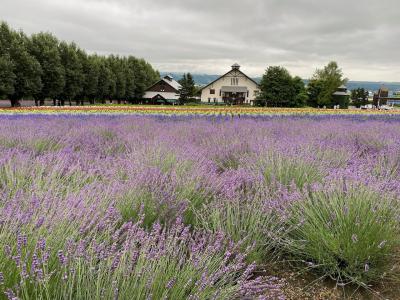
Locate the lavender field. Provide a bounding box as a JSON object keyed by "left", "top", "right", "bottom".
{"left": 1, "top": 115, "right": 400, "bottom": 299}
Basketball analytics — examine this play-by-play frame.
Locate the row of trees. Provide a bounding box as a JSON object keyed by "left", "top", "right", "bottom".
{"left": 257, "top": 61, "right": 350, "bottom": 108}
{"left": 0, "top": 22, "right": 160, "bottom": 106}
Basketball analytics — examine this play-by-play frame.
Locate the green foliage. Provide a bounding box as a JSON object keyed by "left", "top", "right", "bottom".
{"left": 29, "top": 32, "right": 65, "bottom": 101}
{"left": 285, "top": 186, "right": 400, "bottom": 286}
{"left": 0, "top": 21, "right": 159, "bottom": 105}
{"left": 0, "top": 22, "right": 42, "bottom": 105}
{"left": 196, "top": 193, "right": 284, "bottom": 263}
{"left": 307, "top": 61, "right": 347, "bottom": 107}
{"left": 178, "top": 73, "right": 196, "bottom": 103}
{"left": 351, "top": 88, "right": 369, "bottom": 107}
{"left": 258, "top": 66, "right": 308, "bottom": 107}
{"left": 261, "top": 154, "right": 323, "bottom": 190}
{"left": 0, "top": 54, "right": 15, "bottom": 96}
{"left": 59, "top": 42, "right": 84, "bottom": 102}
{"left": 77, "top": 51, "right": 99, "bottom": 104}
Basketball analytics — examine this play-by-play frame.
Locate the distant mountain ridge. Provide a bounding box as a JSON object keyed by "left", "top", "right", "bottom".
{"left": 160, "top": 72, "right": 400, "bottom": 92}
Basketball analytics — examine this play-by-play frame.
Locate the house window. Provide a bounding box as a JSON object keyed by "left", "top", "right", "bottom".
{"left": 210, "top": 89, "right": 215, "bottom": 94}
{"left": 247, "top": 91, "right": 249, "bottom": 97}
{"left": 208, "top": 98, "right": 211, "bottom": 103}
{"left": 219, "top": 90, "right": 221, "bottom": 96}
{"left": 231, "top": 78, "right": 239, "bottom": 86}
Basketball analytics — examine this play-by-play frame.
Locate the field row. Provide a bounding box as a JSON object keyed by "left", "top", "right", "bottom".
{"left": 0, "top": 115, "right": 399, "bottom": 299}
{"left": 0, "top": 105, "right": 400, "bottom": 115}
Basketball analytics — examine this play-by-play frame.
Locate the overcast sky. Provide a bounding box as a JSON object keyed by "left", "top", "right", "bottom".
{"left": 1, "top": 0, "right": 399, "bottom": 81}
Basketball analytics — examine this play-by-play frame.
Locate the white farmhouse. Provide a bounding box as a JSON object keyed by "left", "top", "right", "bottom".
{"left": 200, "top": 64, "right": 260, "bottom": 105}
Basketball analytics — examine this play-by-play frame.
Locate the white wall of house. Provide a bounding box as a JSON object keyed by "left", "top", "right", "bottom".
{"left": 200, "top": 69, "right": 260, "bottom": 104}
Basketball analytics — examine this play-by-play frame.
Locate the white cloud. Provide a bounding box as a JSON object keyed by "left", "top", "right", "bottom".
{"left": 1, "top": 0, "right": 399, "bottom": 81}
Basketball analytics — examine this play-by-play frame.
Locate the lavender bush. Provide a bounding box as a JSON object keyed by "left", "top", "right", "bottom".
{"left": 0, "top": 114, "right": 399, "bottom": 298}
{"left": 285, "top": 184, "right": 400, "bottom": 286}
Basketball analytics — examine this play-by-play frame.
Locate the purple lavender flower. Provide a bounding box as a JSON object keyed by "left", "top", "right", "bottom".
{"left": 57, "top": 250, "right": 67, "bottom": 266}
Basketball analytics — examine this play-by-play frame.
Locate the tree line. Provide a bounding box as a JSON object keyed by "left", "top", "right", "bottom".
{"left": 0, "top": 22, "right": 160, "bottom": 107}
{"left": 256, "top": 61, "right": 355, "bottom": 108}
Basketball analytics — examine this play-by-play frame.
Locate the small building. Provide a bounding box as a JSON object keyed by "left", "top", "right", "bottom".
{"left": 200, "top": 64, "right": 260, "bottom": 105}
{"left": 373, "top": 85, "right": 389, "bottom": 106}
{"left": 143, "top": 75, "right": 181, "bottom": 105}
{"left": 332, "top": 85, "right": 351, "bottom": 108}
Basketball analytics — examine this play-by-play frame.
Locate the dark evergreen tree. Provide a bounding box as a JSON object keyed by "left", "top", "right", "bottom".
{"left": 178, "top": 73, "right": 196, "bottom": 104}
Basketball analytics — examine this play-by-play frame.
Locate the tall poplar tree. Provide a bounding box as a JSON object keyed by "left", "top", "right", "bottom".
{"left": 29, "top": 32, "right": 65, "bottom": 104}
{"left": 59, "top": 41, "right": 84, "bottom": 105}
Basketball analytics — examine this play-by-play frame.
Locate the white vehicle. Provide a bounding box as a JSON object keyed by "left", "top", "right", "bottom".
{"left": 380, "top": 105, "right": 394, "bottom": 110}
{"left": 361, "top": 104, "right": 374, "bottom": 109}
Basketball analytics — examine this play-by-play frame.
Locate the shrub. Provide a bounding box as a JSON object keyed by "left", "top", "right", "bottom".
{"left": 0, "top": 221, "right": 284, "bottom": 300}
{"left": 285, "top": 184, "right": 400, "bottom": 286}
{"left": 257, "top": 153, "right": 323, "bottom": 190}
{"left": 195, "top": 186, "right": 286, "bottom": 263}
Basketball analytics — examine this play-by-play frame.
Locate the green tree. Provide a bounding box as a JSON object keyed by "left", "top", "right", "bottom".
{"left": 97, "top": 57, "right": 114, "bottom": 103}
{"left": 0, "top": 22, "right": 160, "bottom": 107}
{"left": 257, "top": 66, "right": 306, "bottom": 107}
{"left": 132, "top": 58, "right": 159, "bottom": 102}
{"left": 75, "top": 50, "right": 98, "bottom": 105}
{"left": 108, "top": 55, "right": 127, "bottom": 103}
{"left": 0, "top": 23, "right": 16, "bottom": 100}
{"left": 11, "top": 32, "right": 42, "bottom": 106}
{"left": 186, "top": 73, "right": 196, "bottom": 98}
{"left": 307, "top": 61, "right": 347, "bottom": 107}
{"left": 351, "top": 88, "right": 369, "bottom": 107}
{"left": 178, "top": 73, "right": 196, "bottom": 104}
{"left": 30, "top": 32, "right": 65, "bottom": 105}
{"left": 178, "top": 73, "right": 189, "bottom": 103}
{"left": 59, "top": 41, "right": 84, "bottom": 105}
{"left": 0, "top": 22, "right": 42, "bottom": 106}
{"left": 0, "top": 55, "right": 15, "bottom": 97}
{"left": 292, "top": 76, "right": 308, "bottom": 107}
{"left": 125, "top": 56, "right": 137, "bottom": 103}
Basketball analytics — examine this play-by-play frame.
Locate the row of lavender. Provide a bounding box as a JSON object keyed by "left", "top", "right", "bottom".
{"left": 0, "top": 115, "right": 399, "bottom": 299}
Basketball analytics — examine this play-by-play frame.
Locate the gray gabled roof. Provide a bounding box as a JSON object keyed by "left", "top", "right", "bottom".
{"left": 162, "top": 76, "right": 182, "bottom": 91}
{"left": 145, "top": 75, "right": 182, "bottom": 92}
{"left": 200, "top": 68, "right": 259, "bottom": 91}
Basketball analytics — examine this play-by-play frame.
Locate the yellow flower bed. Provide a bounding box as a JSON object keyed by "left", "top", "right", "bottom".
{"left": 0, "top": 105, "right": 399, "bottom": 115}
